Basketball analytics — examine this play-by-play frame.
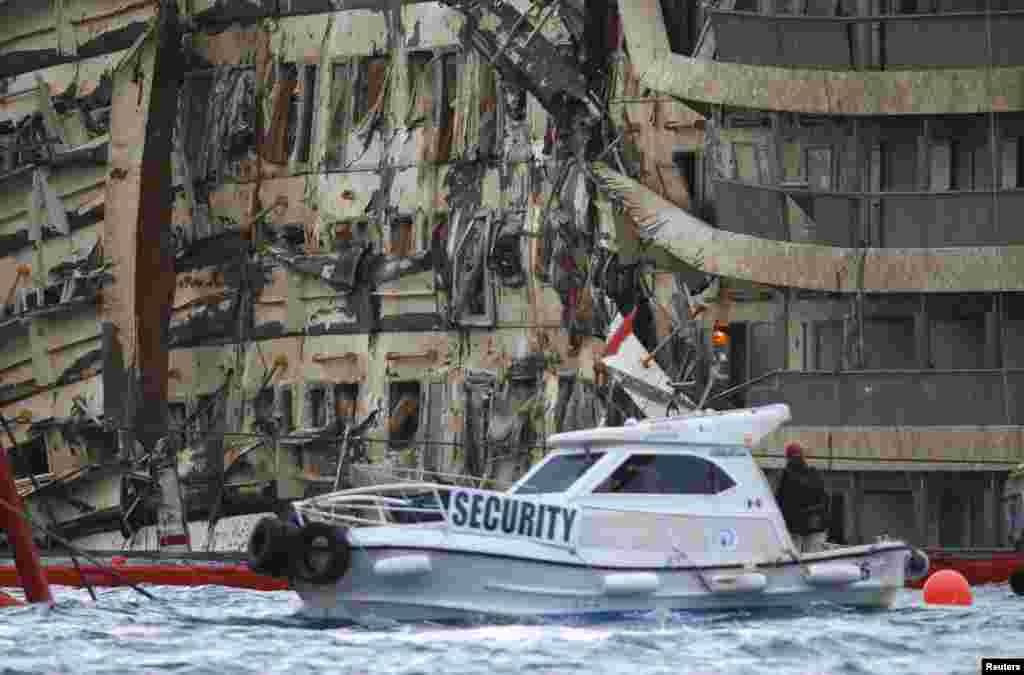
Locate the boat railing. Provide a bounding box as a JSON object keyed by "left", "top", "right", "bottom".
{"left": 348, "top": 463, "right": 510, "bottom": 490}
{"left": 295, "top": 482, "right": 466, "bottom": 529}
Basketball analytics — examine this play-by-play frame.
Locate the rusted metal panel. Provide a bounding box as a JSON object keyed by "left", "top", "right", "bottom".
{"left": 100, "top": 5, "right": 182, "bottom": 453}
{"left": 0, "top": 52, "right": 119, "bottom": 126}
{"left": 0, "top": 374, "right": 101, "bottom": 443}
{"left": 441, "top": 0, "right": 595, "bottom": 118}
{"left": 0, "top": 167, "right": 106, "bottom": 239}
{"left": 0, "top": 0, "right": 156, "bottom": 79}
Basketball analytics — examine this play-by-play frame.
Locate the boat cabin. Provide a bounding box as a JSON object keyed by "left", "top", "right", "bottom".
{"left": 502, "top": 406, "right": 799, "bottom": 566}
{"left": 300, "top": 405, "right": 801, "bottom": 567}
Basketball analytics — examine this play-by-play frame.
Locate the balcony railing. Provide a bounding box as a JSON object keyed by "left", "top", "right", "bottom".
{"left": 713, "top": 179, "right": 1024, "bottom": 248}
{"left": 711, "top": 10, "right": 1024, "bottom": 69}
{"left": 745, "top": 369, "right": 1024, "bottom": 426}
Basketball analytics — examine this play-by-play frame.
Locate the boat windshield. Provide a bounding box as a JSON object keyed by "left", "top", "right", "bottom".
{"left": 512, "top": 452, "right": 606, "bottom": 495}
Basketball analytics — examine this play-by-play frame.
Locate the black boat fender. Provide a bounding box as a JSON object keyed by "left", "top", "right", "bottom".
{"left": 905, "top": 548, "right": 929, "bottom": 581}
{"left": 247, "top": 516, "right": 297, "bottom": 578}
{"left": 290, "top": 521, "right": 352, "bottom": 585}
{"left": 1010, "top": 566, "right": 1024, "bottom": 596}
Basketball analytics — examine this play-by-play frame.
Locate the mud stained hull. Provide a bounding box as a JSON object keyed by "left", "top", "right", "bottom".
{"left": 68, "top": 512, "right": 273, "bottom": 553}
{"left": 295, "top": 544, "right": 911, "bottom": 624}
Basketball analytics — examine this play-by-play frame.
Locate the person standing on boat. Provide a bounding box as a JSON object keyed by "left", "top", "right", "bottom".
{"left": 775, "top": 442, "right": 830, "bottom": 553}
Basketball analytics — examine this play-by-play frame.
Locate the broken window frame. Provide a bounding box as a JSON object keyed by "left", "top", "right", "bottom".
{"left": 250, "top": 385, "right": 276, "bottom": 434}
{"left": 386, "top": 212, "right": 418, "bottom": 258}
{"left": 438, "top": 50, "right": 459, "bottom": 161}
{"left": 804, "top": 145, "right": 834, "bottom": 191}
{"left": 332, "top": 217, "right": 371, "bottom": 247}
{"left": 194, "top": 392, "right": 224, "bottom": 445}
{"left": 324, "top": 54, "right": 391, "bottom": 170}
{"left": 1000, "top": 136, "right": 1019, "bottom": 189}
{"left": 353, "top": 54, "right": 391, "bottom": 136}
{"left": 303, "top": 380, "right": 332, "bottom": 430}
{"left": 325, "top": 58, "right": 355, "bottom": 169}
{"left": 287, "top": 63, "right": 320, "bottom": 166}
{"left": 275, "top": 385, "right": 295, "bottom": 434}
{"left": 182, "top": 65, "right": 258, "bottom": 186}
{"left": 11, "top": 433, "right": 49, "bottom": 480}
{"left": 405, "top": 48, "right": 459, "bottom": 164}
{"left": 168, "top": 400, "right": 190, "bottom": 443}
{"left": 929, "top": 139, "right": 953, "bottom": 191}
{"left": 406, "top": 50, "right": 436, "bottom": 129}
{"left": 450, "top": 208, "right": 497, "bottom": 328}
{"left": 333, "top": 382, "right": 359, "bottom": 427}
{"left": 387, "top": 379, "right": 422, "bottom": 450}
{"left": 732, "top": 141, "right": 758, "bottom": 182}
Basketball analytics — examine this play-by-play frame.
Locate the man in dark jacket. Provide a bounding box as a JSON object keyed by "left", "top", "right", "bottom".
{"left": 776, "top": 442, "right": 830, "bottom": 553}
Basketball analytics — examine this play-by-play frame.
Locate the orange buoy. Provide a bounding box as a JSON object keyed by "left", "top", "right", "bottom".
{"left": 923, "top": 569, "right": 973, "bottom": 606}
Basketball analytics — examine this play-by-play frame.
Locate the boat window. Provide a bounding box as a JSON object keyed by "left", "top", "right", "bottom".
{"left": 593, "top": 454, "right": 736, "bottom": 495}
{"left": 513, "top": 453, "right": 606, "bottom": 494}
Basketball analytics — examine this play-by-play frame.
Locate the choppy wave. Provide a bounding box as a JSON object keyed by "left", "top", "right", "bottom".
{"left": 0, "top": 585, "right": 1020, "bottom": 674}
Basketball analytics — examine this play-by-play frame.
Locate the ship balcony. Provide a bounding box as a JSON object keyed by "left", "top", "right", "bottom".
{"left": 618, "top": 0, "right": 1024, "bottom": 115}
{"left": 710, "top": 9, "right": 1024, "bottom": 70}
{"left": 746, "top": 368, "right": 1024, "bottom": 426}
{"left": 712, "top": 179, "right": 1024, "bottom": 248}
{"left": 742, "top": 368, "right": 1024, "bottom": 468}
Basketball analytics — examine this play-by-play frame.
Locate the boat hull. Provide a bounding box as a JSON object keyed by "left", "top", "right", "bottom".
{"left": 295, "top": 542, "right": 912, "bottom": 624}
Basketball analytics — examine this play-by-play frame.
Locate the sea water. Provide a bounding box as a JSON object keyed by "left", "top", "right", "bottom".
{"left": 0, "top": 584, "right": 1020, "bottom": 674}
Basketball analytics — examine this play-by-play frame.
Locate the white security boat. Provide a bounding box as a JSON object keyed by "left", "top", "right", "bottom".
{"left": 245, "top": 404, "right": 929, "bottom": 623}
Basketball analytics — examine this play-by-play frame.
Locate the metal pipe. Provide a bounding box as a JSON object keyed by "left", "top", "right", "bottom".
{"left": 0, "top": 446, "right": 52, "bottom": 603}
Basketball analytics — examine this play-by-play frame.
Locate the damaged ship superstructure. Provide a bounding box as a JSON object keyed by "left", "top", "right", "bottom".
{"left": 0, "top": 0, "right": 1021, "bottom": 553}
{"left": 607, "top": 0, "right": 1024, "bottom": 548}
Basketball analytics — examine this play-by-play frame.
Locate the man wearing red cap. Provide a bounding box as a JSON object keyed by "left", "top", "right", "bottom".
{"left": 775, "top": 442, "right": 830, "bottom": 553}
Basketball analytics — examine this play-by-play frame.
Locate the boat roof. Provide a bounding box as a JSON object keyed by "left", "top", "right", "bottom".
{"left": 547, "top": 403, "right": 790, "bottom": 450}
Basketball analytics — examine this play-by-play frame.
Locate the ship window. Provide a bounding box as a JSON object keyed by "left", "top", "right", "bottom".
{"left": 354, "top": 55, "right": 389, "bottom": 130}
{"left": 334, "top": 383, "right": 359, "bottom": 425}
{"left": 168, "top": 401, "right": 188, "bottom": 438}
{"left": 594, "top": 454, "right": 736, "bottom": 495}
{"left": 388, "top": 380, "right": 421, "bottom": 448}
{"left": 276, "top": 385, "right": 294, "bottom": 433}
{"left": 12, "top": 435, "right": 48, "bottom": 479}
{"left": 389, "top": 214, "right": 415, "bottom": 257}
{"left": 308, "top": 384, "right": 328, "bottom": 429}
{"left": 514, "top": 452, "right": 606, "bottom": 494}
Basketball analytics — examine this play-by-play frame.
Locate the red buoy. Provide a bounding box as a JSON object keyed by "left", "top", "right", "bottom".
{"left": 0, "top": 447, "right": 52, "bottom": 604}
{"left": 923, "top": 569, "right": 972, "bottom": 606}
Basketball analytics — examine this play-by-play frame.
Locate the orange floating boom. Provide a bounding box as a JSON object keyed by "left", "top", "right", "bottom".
{"left": 0, "top": 563, "right": 288, "bottom": 592}
{"left": 0, "top": 447, "right": 51, "bottom": 604}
